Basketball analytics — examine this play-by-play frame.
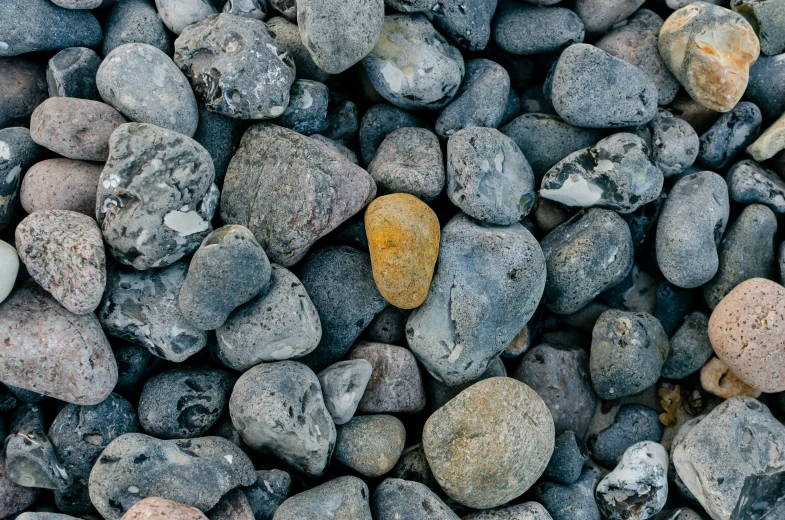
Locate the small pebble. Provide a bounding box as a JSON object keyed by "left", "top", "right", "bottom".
{"left": 317, "top": 359, "right": 373, "bottom": 425}
{"left": 661, "top": 312, "right": 713, "bottom": 379}
{"left": 574, "top": 0, "right": 644, "bottom": 36}
{"left": 349, "top": 341, "right": 426, "bottom": 414}
{"left": 334, "top": 414, "right": 406, "bottom": 477}
{"left": 535, "top": 466, "right": 602, "bottom": 520}
{"left": 273, "top": 476, "right": 371, "bottom": 520}
{"left": 727, "top": 159, "right": 785, "bottom": 214}
{"left": 46, "top": 47, "right": 101, "bottom": 101}
{"left": 0, "top": 59, "right": 48, "bottom": 129}
{"left": 747, "top": 109, "right": 785, "bottom": 161}
{"left": 277, "top": 80, "right": 329, "bottom": 135}
{"left": 222, "top": 0, "right": 266, "bottom": 19}
{"left": 19, "top": 159, "right": 101, "bottom": 217}
{"left": 745, "top": 53, "right": 785, "bottom": 121}
{"left": 0, "top": 127, "right": 42, "bottom": 230}
{"left": 700, "top": 356, "right": 761, "bottom": 399}
{"left": 243, "top": 470, "right": 291, "bottom": 520}
{"left": 120, "top": 497, "right": 208, "bottom": 520}
{"left": 697, "top": 101, "right": 762, "bottom": 169}
{"left": 429, "top": 0, "right": 496, "bottom": 51}
{"left": 0, "top": 239, "right": 20, "bottom": 304}
{"left": 635, "top": 110, "right": 699, "bottom": 177}
{"left": 358, "top": 104, "right": 426, "bottom": 165}
{"left": 207, "top": 489, "right": 254, "bottom": 520}
{"left": 5, "top": 405, "right": 71, "bottom": 491}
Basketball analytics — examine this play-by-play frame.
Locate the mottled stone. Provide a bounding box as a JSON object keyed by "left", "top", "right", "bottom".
{"left": 20, "top": 159, "right": 102, "bottom": 216}
{"left": 373, "top": 478, "right": 459, "bottom": 520}
{"left": 635, "top": 109, "right": 699, "bottom": 177}
{"left": 747, "top": 110, "right": 785, "bottom": 161}
{"left": 273, "top": 476, "right": 370, "bottom": 520}
{"left": 0, "top": 59, "right": 48, "bottom": 129}
{"left": 155, "top": 0, "right": 217, "bottom": 34}
{"left": 732, "top": 0, "right": 785, "bottom": 55}
{"left": 121, "top": 497, "right": 208, "bottom": 520}
{"left": 334, "top": 415, "right": 405, "bottom": 477}
{"left": 244, "top": 470, "right": 291, "bottom": 520}
{"left": 266, "top": 17, "right": 331, "bottom": 83}
{"left": 543, "top": 431, "right": 590, "bottom": 486}
{"left": 700, "top": 356, "right": 761, "bottom": 398}
{"left": 349, "top": 341, "right": 426, "bottom": 414}
{"left": 587, "top": 405, "right": 664, "bottom": 469}
{"left": 277, "top": 80, "right": 329, "bottom": 135}
{"left": 46, "top": 47, "right": 101, "bottom": 101}
{"left": 662, "top": 312, "right": 713, "bottom": 379}
{"left": 493, "top": 3, "right": 584, "bottom": 55}
{"left": 698, "top": 102, "right": 762, "bottom": 169}
{"left": 209, "top": 491, "right": 254, "bottom": 520}
{"left": 575, "top": 0, "right": 645, "bottom": 35}
{"left": 0, "top": 458, "right": 39, "bottom": 519}
{"left": 535, "top": 466, "right": 602, "bottom": 520}
{"left": 317, "top": 359, "right": 372, "bottom": 425}
{"left": 104, "top": 0, "right": 173, "bottom": 57}
{"left": 727, "top": 159, "right": 785, "bottom": 214}
{"left": 429, "top": 0, "right": 497, "bottom": 51}
{"left": 222, "top": 0, "right": 266, "bottom": 19}
{"left": 0, "top": 128, "right": 39, "bottom": 232}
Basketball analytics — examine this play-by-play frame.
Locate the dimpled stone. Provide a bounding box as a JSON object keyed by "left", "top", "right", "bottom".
{"left": 121, "top": 498, "right": 208, "bottom": 520}
{"left": 365, "top": 193, "right": 439, "bottom": 309}
{"left": 700, "top": 356, "right": 761, "bottom": 398}
{"left": 20, "top": 159, "right": 102, "bottom": 216}
{"left": 747, "top": 110, "right": 785, "bottom": 161}
{"left": 423, "top": 377, "right": 554, "bottom": 508}
{"left": 708, "top": 278, "right": 785, "bottom": 392}
{"left": 659, "top": 3, "right": 760, "bottom": 112}
{"left": 0, "top": 282, "right": 116, "bottom": 405}
{"left": 273, "top": 476, "right": 371, "bottom": 520}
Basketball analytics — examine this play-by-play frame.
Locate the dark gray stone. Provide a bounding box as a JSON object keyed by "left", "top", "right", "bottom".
{"left": 0, "top": 59, "right": 48, "bottom": 129}
{"left": 274, "top": 476, "right": 370, "bottom": 519}
{"left": 103, "top": 0, "right": 173, "bottom": 57}
{"left": 493, "top": 3, "right": 584, "bottom": 55}
{"left": 543, "top": 431, "right": 590, "bottom": 485}
{"left": 430, "top": 0, "right": 497, "bottom": 51}
{"left": 635, "top": 109, "right": 699, "bottom": 177}
{"left": 322, "top": 99, "right": 359, "bottom": 145}
{"left": 390, "top": 444, "right": 438, "bottom": 490}
{"left": 745, "top": 53, "right": 785, "bottom": 122}
{"left": 654, "top": 281, "right": 696, "bottom": 337}
{"left": 193, "top": 104, "right": 244, "bottom": 185}
{"left": 278, "top": 80, "right": 329, "bottom": 135}
{"left": 113, "top": 343, "right": 162, "bottom": 395}
{"left": 372, "top": 478, "right": 459, "bottom": 520}
{"left": 519, "top": 85, "right": 556, "bottom": 115}
{"left": 620, "top": 194, "right": 664, "bottom": 247}
{"left": 317, "top": 359, "right": 373, "bottom": 424}
{"left": 243, "top": 469, "right": 291, "bottom": 520}
{"left": 0, "top": 128, "right": 42, "bottom": 232}
{"left": 727, "top": 159, "right": 785, "bottom": 214}
{"left": 535, "top": 466, "right": 602, "bottom": 520}
{"left": 698, "top": 102, "right": 762, "bottom": 169}
{"left": 46, "top": 48, "right": 101, "bottom": 101}
{"left": 349, "top": 341, "right": 426, "bottom": 414}
{"left": 4, "top": 405, "right": 70, "bottom": 491}
{"left": 662, "top": 312, "right": 713, "bottom": 380}
{"left": 587, "top": 405, "right": 664, "bottom": 469}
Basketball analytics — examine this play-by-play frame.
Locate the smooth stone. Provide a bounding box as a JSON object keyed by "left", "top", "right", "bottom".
{"left": 659, "top": 3, "right": 760, "bottom": 112}
{"left": 20, "top": 159, "right": 102, "bottom": 216}
{"left": 0, "top": 59, "right": 48, "bottom": 128}
{"left": 334, "top": 415, "right": 405, "bottom": 477}
{"left": 494, "top": 3, "right": 583, "bottom": 55}
{"left": 655, "top": 171, "right": 729, "bottom": 289}
{"left": 358, "top": 104, "right": 425, "bottom": 165}
{"left": 435, "top": 59, "right": 510, "bottom": 139}
{"left": 0, "top": 0, "right": 102, "bottom": 56}
{"left": 0, "top": 458, "right": 39, "bottom": 519}
{"left": 223, "top": 0, "right": 266, "bottom": 18}
{"left": 97, "top": 123, "right": 217, "bottom": 269}
{"left": 390, "top": 444, "right": 437, "bottom": 490}
{"left": 220, "top": 124, "right": 375, "bottom": 266}
{"left": 635, "top": 109, "right": 699, "bottom": 177}
{"left": 296, "top": 246, "right": 386, "bottom": 370}
{"left": 0, "top": 128, "right": 41, "bottom": 231}
{"left": 317, "top": 359, "right": 373, "bottom": 425}
{"left": 372, "top": 478, "right": 459, "bottom": 520}
{"left": 208, "top": 490, "right": 254, "bottom": 520}
{"left": 51, "top": 0, "right": 102, "bottom": 7}
{"left": 429, "top": 0, "right": 497, "bottom": 51}
{"left": 727, "top": 159, "right": 785, "bottom": 214}
{"left": 277, "top": 80, "right": 329, "bottom": 135}
{"left": 348, "top": 341, "right": 426, "bottom": 414}
{"left": 574, "top": 0, "right": 645, "bottom": 35}
{"left": 697, "top": 102, "right": 762, "bottom": 169}
{"left": 540, "top": 133, "right": 663, "bottom": 213}
{"left": 662, "top": 312, "right": 713, "bottom": 379}
{"left": 174, "top": 14, "right": 295, "bottom": 120}
{"left": 365, "top": 193, "right": 439, "bottom": 309}
{"left": 548, "top": 44, "right": 657, "bottom": 128}
{"left": 215, "top": 264, "right": 321, "bottom": 370}
{"left": 423, "top": 377, "right": 555, "bottom": 509}
{"left": 97, "top": 44, "right": 199, "bottom": 137}
{"left": 464, "top": 503, "right": 554, "bottom": 520}
{"left": 587, "top": 405, "right": 664, "bottom": 469}
{"left": 15, "top": 210, "right": 105, "bottom": 315}
{"left": 513, "top": 343, "right": 596, "bottom": 438}
{"left": 425, "top": 356, "right": 506, "bottom": 412}
{"left": 540, "top": 208, "right": 634, "bottom": 314}
{"left": 535, "top": 466, "right": 602, "bottom": 520}
{"left": 0, "top": 240, "right": 19, "bottom": 304}
{"left": 745, "top": 53, "right": 785, "bottom": 122}
{"left": 243, "top": 470, "right": 291, "bottom": 520}
{"left": 446, "top": 127, "right": 535, "bottom": 224}
{"left": 708, "top": 278, "right": 785, "bottom": 392}
{"left": 543, "top": 431, "right": 589, "bottom": 486}
{"left": 732, "top": 0, "right": 785, "bottom": 55}
{"left": 229, "top": 361, "right": 336, "bottom": 476}
{"left": 5, "top": 405, "right": 71, "bottom": 491}
{"left": 266, "top": 17, "right": 331, "bottom": 82}
{"left": 362, "top": 14, "right": 465, "bottom": 111}
{"left": 193, "top": 105, "right": 243, "bottom": 185}
{"left": 104, "top": 0, "right": 173, "bottom": 56}
{"left": 273, "top": 476, "right": 370, "bottom": 520}
{"left": 99, "top": 261, "right": 208, "bottom": 362}
{"left": 747, "top": 110, "right": 785, "bottom": 161}
{"left": 0, "top": 282, "right": 116, "bottom": 405}
{"left": 121, "top": 497, "right": 208, "bottom": 520}
{"left": 17, "top": 514, "right": 83, "bottom": 520}
{"left": 46, "top": 48, "right": 101, "bottom": 101}
{"left": 406, "top": 213, "right": 546, "bottom": 386}
{"left": 700, "top": 356, "right": 761, "bottom": 398}
{"left": 155, "top": 0, "right": 217, "bottom": 34}
{"left": 703, "top": 204, "right": 777, "bottom": 309}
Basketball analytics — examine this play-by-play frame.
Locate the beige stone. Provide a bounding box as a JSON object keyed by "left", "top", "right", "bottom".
{"left": 700, "top": 356, "right": 761, "bottom": 398}
{"left": 747, "top": 110, "right": 785, "bottom": 161}
{"left": 20, "top": 158, "right": 103, "bottom": 216}
{"left": 121, "top": 497, "right": 208, "bottom": 520}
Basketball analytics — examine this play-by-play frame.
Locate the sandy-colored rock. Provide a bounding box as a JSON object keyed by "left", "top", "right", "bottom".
{"left": 121, "top": 497, "right": 208, "bottom": 520}
{"left": 708, "top": 278, "right": 785, "bottom": 392}
{"left": 659, "top": 2, "right": 760, "bottom": 112}
{"left": 747, "top": 110, "right": 785, "bottom": 161}
{"left": 700, "top": 356, "right": 761, "bottom": 398}
{"left": 20, "top": 158, "right": 103, "bottom": 216}
{"left": 365, "top": 193, "right": 439, "bottom": 309}
{"left": 29, "top": 97, "right": 127, "bottom": 161}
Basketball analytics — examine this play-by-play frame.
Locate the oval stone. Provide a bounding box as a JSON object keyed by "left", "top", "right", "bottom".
{"left": 20, "top": 159, "right": 102, "bottom": 216}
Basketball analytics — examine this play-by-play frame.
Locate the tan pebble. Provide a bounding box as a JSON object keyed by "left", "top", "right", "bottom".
{"left": 700, "top": 356, "right": 761, "bottom": 398}
{"left": 121, "top": 497, "right": 208, "bottom": 520}
{"left": 20, "top": 158, "right": 103, "bottom": 216}
{"left": 747, "top": 110, "right": 785, "bottom": 161}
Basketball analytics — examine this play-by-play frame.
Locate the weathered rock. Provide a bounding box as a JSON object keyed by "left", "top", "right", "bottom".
{"left": 46, "top": 47, "right": 101, "bottom": 101}
{"left": 349, "top": 341, "right": 426, "bottom": 414}
{"left": 493, "top": 3, "right": 584, "bottom": 55}
{"left": 155, "top": 0, "right": 217, "bottom": 34}
{"left": 317, "top": 359, "right": 373, "bottom": 425}
{"left": 747, "top": 110, "right": 785, "bottom": 161}
{"left": 266, "top": 17, "right": 331, "bottom": 82}
{"left": 732, "top": 0, "right": 785, "bottom": 55}
{"left": 575, "top": 0, "right": 645, "bottom": 36}
{"left": 104, "top": 0, "right": 173, "bottom": 57}
{"left": 122, "top": 497, "right": 208, "bottom": 520}
{"left": 277, "top": 80, "right": 329, "bottom": 135}
{"left": 20, "top": 159, "right": 102, "bottom": 216}
{"left": 429, "top": 0, "right": 497, "bottom": 51}
{"left": 5, "top": 405, "right": 71, "bottom": 491}
{"left": 358, "top": 104, "right": 425, "bottom": 165}
{"left": 0, "top": 458, "right": 39, "bottom": 519}
{"left": 700, "top": 356, "right": 761, "bottom": 398}
{"left": 334, "top": 415, "right": 406, "bottom": 477}
{"left": 535, "top": 466, "right": 602, "bottom": 520}
{"left": 727, "top": 159, "right": 785, "bottom": 214}
{"left": 243, "top": 470, "right": 291, "bottom": 520}
{"left": 587, "top": 405, "right": 664, "bottom": 469}
{"left": 372, "top": 478, "right": 459, "bottom": 520}
{"left": 273, "top": 476, "right": 370, "bottom": 520}
{"left": 662, "top": 312, "right": 713, "bottom": 379}
{"left": 0, "top": 128, "right": 41, "bottom": 231}
{"left": 698, "top": 102, "right": 762, "bottom": 169}
{"left": 635, "top": 110, "right": 699, "bottom": 177}
{"left": 543, "top": 431, "right": 590, "bottom": 486}
{"left": 193, "top": 105, "right": 243, "bottom": 186}
{"left": 0, "top": 59, "right": 48, "bottom": 129}
{"left": 223, "top": 0, "right": 266, "bottom": 19}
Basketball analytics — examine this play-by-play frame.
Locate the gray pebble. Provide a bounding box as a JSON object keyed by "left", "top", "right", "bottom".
{"left": 46, "top": 48, "right": 101, "bottom": 101}
{"left": 519, "top": 85, "right": 556, "bottom": 115}
{"left": 463, "top": 502, "right": 555, "bottom": 520}
{"left": 223, "top": 0, "right": 266, "bottom": 19}
{"left": 215, "top": 264, "right": 322, "bottom": 370}
{"left": 514, "top": 343, "right": 596, "bottom": 438}
{"left": 587, "top": 404, "right": 663, "bottom": 469}
{"left": 535, "top": 465, "right": 602, "bottom": 520}
{"left": 5, "top": 405, "right": 71, "bottom": 491}
{"left": 322, "top": 99, "right": 359, "bottom": 145}
{"left": 103, "top": 0, "right": 173, "bottom": 57}
{"left": 430, "top": 0, "right": 497, "bottom": 51}
{"left": 661, "top": 312, "right": 712, "bottom": 380}
{"left": 590, "top": 309, "right": 669, "bottom": 400}
{"left": 446, "top": 127, "right": 535, "bottom": 224}
{"left": 390, "top": 444, "right": 438, "bottom": 490}
{"left": 493, "top": 3, "right": 584, "bottom": 55}
{"left": 97, "top": 123, "right": 217, "bottom": 269}
{"left": 0, "top": 59, "right": 48, "bottom": 129}
{"left": 359, "top": 104, "right": 426, "bottom": 166}
{"left": 655, "top": 171, "right": 730, "bottom": 289}
{"left": 0, "top": 128, "right": 42, "bottom": 232}
{"left": 175, "top": 14, "right": 296, "bottom": 120}
{"left": 540, "top": 133, "right": 663, "bottom": 213}
{"left": 635, "top": 110, "right": 699, "bottom": 177}
{"left": 193, "top": 104, "right": 244, "bottom": 185}
{"left": 113, "top": 343, "right": 162, "bottom": 395}
{"left": 278, "top": 80, "right": 329, "bottom": 135}
{"left": 362, "top": 14, "right": 464, "bottom": 111}
{"left": 266, "top": 17, "right": 331, "bottom": 83}
{"left": 334, "top": 415, "right": 406, "bottom": 477}
{"left": 407, "top": 213, "right": 546, "bottom": 385}
{"left": 99, "top": 261, "right": 208, "bottom": 362}
{"left": 317, "top": 359, "right": 373, "bottom": 425}
{"left": 425, "top": 356, "right": 506, "bottom": 413}
{"left": 543, "top": 431, "right": 589, "bottom": 485}
{"left": 540, "top": 208, "right": 633, "bottom": 314}
{"left": 372, "top": 478, "right": 459, "bottom": 520}
{"left": 88, "top": 433, "right": 255, "bottom": 519}
{"left": 243, "top": 469, "right": 291, "bottom": 520}
{"left": 548, "top": 44, "right": 657, "bottom": 129}
{"left": 229, "top": 361, "right": 336, "bottom": 477}
{"left": 0, "top": 0, "right": 102, "bottom": 56}
{"left": 155, "top": 0, "right": 217, "bottom": 34}
{"left": 575, "top": 0, "right": 645, "bottom": 36}
{"left": 727, "top": 159, "right": 785, "bottom": 214}
{"left": 349, "top": 341, "right": 426, "bottom": 414}
{"left": 732, "top": 0, "right": 785, "bottom": 56}
{"left": 745, "top": 53, "right": 785, "bottom": 122}
{"left": 697, "top": 102, "right": 762, "bottom": 169}
{"left": 273, "top": 476, "right": 370, "bottom": 520}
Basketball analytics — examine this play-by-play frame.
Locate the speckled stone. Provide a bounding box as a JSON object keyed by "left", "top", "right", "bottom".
{"left": 575, "top": 0, "right": 645, "bottom": 36}
{"left": 121, "top": 498, "right": 208, "bottom": 520}
{"left": 543, "top": 431, "right": 590, "bottom": 486}
{"left": 15, "top": 210, "right": 105, "bottom": 315}
{"left": 463, "top": 502, "right": 553, "bottom": 520}
{"left": 317, "top": 359, "right": 373, "bottom": 424}
{"left": 697, "top": 102, "right": 762, "bottom": 169}
{"left": 0, "top": 282, "right": 116, "bottom": 405}
{"left": 103, "top": 0, "right": 173, "bottom": 57}
{"left": 727, "top": 159, "right": 785, "bottom": 214}
{"left": 20, "top": 159, "right": 103, "bottom": 216}
{"left": 662, "top": 312, "right": 713, "bottom": 379}
{"left": 372, "top": 478, "right": 458, "bottom": 520}
{"left": 423, "top": 377, "right": 555, "bottom": 509}
{"left": 0, "top": 458, "right": 39, "bottom": 519}
{"left": 266, "top": 17, "right": 330, "bottom": 82}
{"left": 732, "top": 0, "right": 785, "bottom": 55}
{"left": 493, "top": 3, "right": 584, "bottom": 56}
{"left": 747, "top": 110, "right": 785, "bottom": 161}
{"left": 155, "top": 0, "right": 217, "bottom": 34}
{"left": 358, "top": 104, "right": 426, "bottom": 165}
{"left": 273, "top": 476, "right": 370, "bottom": 520}
{"left": 635, "top": 109, "right": 699, "bottom": 177}
{"left": 659, "top": 3, "right": 760, "bottom": 112}
{"left": 46, "top": 47, "right": 101, "bottom": 101}
{"left": 349, "top": 341, "right": 426, "bottom": 414}
{"left": 708, "top": 278, "right": 785, "bottom": 392}
{"left": 0, "top": 59, "right": 48, "bottom": 129}
{"left": 700, "top": 356, "right": 761, "bottom": 398}
{"left": 334, "top": 415, "right": 406, "bottom": 477}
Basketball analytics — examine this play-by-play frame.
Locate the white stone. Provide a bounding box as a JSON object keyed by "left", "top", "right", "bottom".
{"left": 0, "top": 239, "right": 19, "bottom": 304}
{"left": 540, "top": 174, "right": 604, "bottom": 207}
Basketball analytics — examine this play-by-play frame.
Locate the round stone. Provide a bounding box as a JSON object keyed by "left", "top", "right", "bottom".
{"left": 273, "top": 476, "right": 371, "bottom": 520}
{"left": 121, "top": 497, "right": 208, "bottom": 520}
{"left": 46, "top": 47, "right": 101, "bottom": 101}
{"left": 334, "top": 415, "right": 406, "bottom": 477}
{"left": 20, "top": 159, "right": 103, "bottom": 216}
{"left": 103, "top": 0, "right": 173, "bottom": 57}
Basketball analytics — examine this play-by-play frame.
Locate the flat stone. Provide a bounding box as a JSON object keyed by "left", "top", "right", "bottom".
{"left": 349, "top": 341, "right": 426, "bottom": 414}
{"left": 20, "top": 159, "right": 102, "bottom": 216}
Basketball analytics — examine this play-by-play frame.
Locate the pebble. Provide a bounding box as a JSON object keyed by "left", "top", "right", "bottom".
{"left": 0, "top": 127, "right": 41, "bottom": 230}
{"left": 334, "top": 414, "right": 406, "bottom": 477}
{"left": 513, "top": 344, "right": 596, "bottom": 437}
{"left": 89, "top": 434, "right": 255, "bottom": 519}
{"left": 0, "top": 282, "right": 116, "bottom": 405}
{"left": 636, "top": 110, "right": 699, "bottom": 177}
{"left": 731, "top": 0, "right": 785, "bottom": 56}
{"left": 97, "top": 123, "right": 217, "bottom": 269}
{"left": 535, "top": 466, "right": 602, "bottom": 520}
{"left": 587, "top": 404, "right": 664, "bottom": 469}
{"left": 423, "top": 377, "right": 555, "bottom": 508}
{"left": 99, "top": 261, "right": 208, "bottom": 362}
{"left": 210, "top": 490, "right": 256, "bottom": 520}
{"left": 590, "top": 309, "right": 669, "bottom": 400}
{"left": 745, "top": 53, "right": 785, "bottom": 122}
{"left": 15, "top": 210, "right": 105, "bottom": 315}
{"left": 390, "top": 444, "right": 438, "bottom": 490}
{"left": 655, "top": 171, "right": 729, "bottom": 289}
{"left": 543, "top": 431, "right": 590, "bottom": 485}
{"left": 446, "top": 127, "right": 535, "bottom": 224}
{"left": 121, "top": 497, "right": 208, "bottom": 520}
{"left": 595, "top": 441, "right": 668, "bottom": 520}
{"left": 175, "top": 15, "right": 296, "bottom": 120}
{"left": 540, "top": 133, "right": 663, "bottom": 213}
{"left": 700, "top": 356, "right": 761, "bottom": 398}
{"left": 317, "top": 359, "right": 373, "bottom": 424}
{"left": 358, "top": 104, "right": 425, "bottom": 165}
{"left": 243, "top": 470, "right": 291, "bottom": 520}
{"left": 0, "top": 239, "right": 19, "bottom": 304}
{"left": 178, "top": 226, "right": 271, "bottom": 330}
{"left": 155, "top": 0, "right": 217, "bottom": 35}
{"left": 103, "top": 0, "right": 173, "bottom": 57}
{"left": 5, "top": 405, "right": 71, "bottom": 491}
{"left": 659, "top": 3, "right": 760, "bottom": 112}
{"left": 222, "top": 0, "right": 266, "bottom": 19}
{"left": 548, "top": 44, "right": 658, "bottom": 129}
{"left": 540, "top": 208, "right": 634, "bottom": 314}
{"left": 273, "top": 476, "right": 371, "bottom": 520}
{"left": 348, "top": 341, "right": 426, "bottom": 413}
{"left": 362, "top": 14, "right": 465, "bottom": 111}
{"left": 266, "top": 17, "right": 331, "bottom": 83}
{"left": 372, "top": 478, "right": 459, "bottom": 520}
{"left": 229, "top": 361, "right": 336, "bottom": 476}
{"left": 708, "top": 278, "right": 785, "bottom": 393}
{"left": 574, "top": 0, "right": 644, "bottom": 36}
{"left": 407, "top": 214, "right": 546, "bottom": 385}
{"left": 727, "top": 159, "right": 785, "bottom": 214}
{"left": 221, "top": 124, "right": 375, "bottom": 266}
{"left": 0, "top": 0, "right": 102, "bottom": 56}
{"left": 277, "top": 80, "right": 329, "bottom": 135}
{"left": 215, "top": 264, "right": 322, "bottom": 369}
{"left": 747, "top": 110, "right": 785, "bottom": 161}
{"left": 493, "top": 3, "right": 584, "bottom": 56}
{"left": 429, "top": 0, "right": 496, "bottom": 51}
{"left": 0, "top": 457, "right": 39, "bottom": 519}
{"left": 0, "top": 59, "right": 48, "bottom": 129}
{"left": 661, "top": 312, "right": 713, "bottom": 379}
{"left": 97, "top": 44, "right": 199, "bottom": 137}
{"left": 697, "top": 101, "right": 762, "bottom": 169}
{"left": 19, "top": 159, "right": 99, "bottom": 217}
{"left": 46, "top": 48, "right": 101, "bottom": 101}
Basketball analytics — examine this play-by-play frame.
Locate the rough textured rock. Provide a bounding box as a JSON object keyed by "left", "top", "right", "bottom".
{"left": 266, "top": 17, "right": 331, "bottom": 83}
{"left": 635, "top": 110, "right": 699, "bottom": 177}
{"left": 349, "top": 341, "right": 426, "bottom": 414}
{"left": 334, "top": 415, "right": 406, "bottom": 477}
{"left": 193, "top": 104, "right": 244, "bottom": 185}
{"left": 273, "top": 476, "right": 371, "bottom": 520}
{"left": 0, "top": 458, "right": 39, "bottom": 519}
{"left": 121, "top": 497, "right": 208, "bottom": 520}
{"left": 358, "top": 104, "right": 426, "bottom": 165}
{"left": 700, "top": 356, "right": 761, "bottom": 398}
{"left": 575, "top": 0, "right": 645, "bottom": 36}
{"left": 423, "top": 377, "right": 555, "bottom": 509}
{"left": 698, "top": 102, "right": 762, "bottom": 169}
{"left": 372, "top": 478, "right": 459, "bottom": 520}
{"left": 46, "top": 47, "right": 101, "bottom": 101}
{"left": 277, "top": 80, "right": 329, "bottom": 135}
{"left": 20, "top": 159, "right": 102, "bottom": 216}
{"left": 428, "top": 0, "right": 498, "bottom": 51}
{"left": 222, "top": 0, "right": 266, "bottom": 19}
{"left": 0, "top": 59, "right": 48, "bottom": 129}
{"left": 535, "top": 466, "right": 602, "bottom": 520}
{"left": 155, "top": 0, "right": 217, "bottom": 34}
{"left": 243, "top": 470, "right": 291, "bottom": 520}
{"left": 745, "top": 53, "right": 785, "bottom": 122}
{"left": 587, "top": 404, "right": 664, "bottom": 469}
{"left": 727, "top": 159, "right": 785, "bottom": 214}
{"left": 662, "top": 312, "right": 713, "bottom": 379}
{"left": 317, "top": 359, "right": 373, "bottom": 424}
{"left": 493, "top": 3, "right": 584, "bottom": 55}
{"left": 543, "top": 431, "right": 590, "bottom": 486}
{"left": 104, "top": 0, "right": 173, "bottom": 57}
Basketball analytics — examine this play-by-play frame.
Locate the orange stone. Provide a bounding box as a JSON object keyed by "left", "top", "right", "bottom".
{"left": 699, "top": 356, "right": 761, "bottom": 398}
{"left": 121, "top": 497, "right": 207, "bottom": 520}
{"left": 365, "top": 193, "right": 440, "bottom": 309}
